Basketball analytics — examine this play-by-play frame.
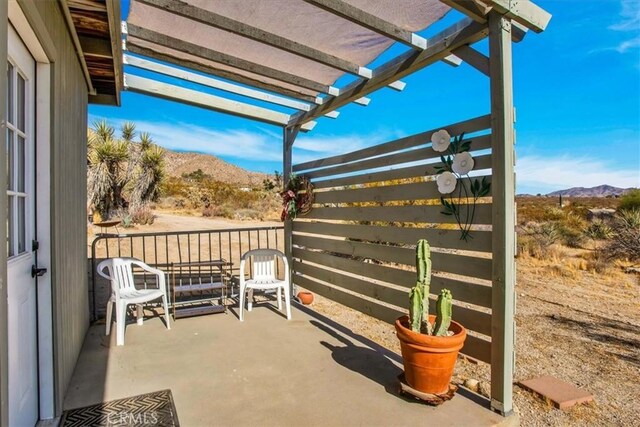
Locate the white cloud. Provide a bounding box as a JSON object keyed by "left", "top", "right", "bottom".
{"left": 609, "top": 0, "right": 640, "bottom": 31}
{"left": 616, "top": 35, "right": 640, "bottom": 53}
{"left": 516, "top": 155, "right": 640, "bottom": 193}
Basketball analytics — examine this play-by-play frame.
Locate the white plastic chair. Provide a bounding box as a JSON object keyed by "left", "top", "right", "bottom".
{"left": 97, "top": 257, "right": 171, "bottom": 346}
{"left": 239, "top": 249, "right": 291, "bottom": 321}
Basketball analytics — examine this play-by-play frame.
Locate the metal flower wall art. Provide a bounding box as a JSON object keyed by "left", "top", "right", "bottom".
{"left": 431, "top": 130, "right": 491, "bottom": 241}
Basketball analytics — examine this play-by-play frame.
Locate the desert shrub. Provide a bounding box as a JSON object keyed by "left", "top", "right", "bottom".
{"left": 518, "top": 222, "right": 561, "bottom": 258}
{"left": 605, "top": 209, "right": 640, "bottom": 262}
{"left": 619, "top": 189, "right": 640, "bottom": 212}
{"left": 202, "top": 204, "right": 234, "bottom": 219}
{"left": 584, "top": 219, "right": 614, "bottom": 241}
{"left": 129, "top": 206, "right": 155, "bottom": 225}
{"left": 234, "top": 209, "right": 262, "bottom": 220}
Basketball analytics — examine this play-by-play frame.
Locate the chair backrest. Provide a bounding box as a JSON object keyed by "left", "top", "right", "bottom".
{"left": 242, "top": 249, "right": 284, "bottom": 280}
{"left": 97, "top": 257, "right": 138, "bottom": 296}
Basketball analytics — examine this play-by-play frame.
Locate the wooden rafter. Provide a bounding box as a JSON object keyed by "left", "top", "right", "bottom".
{"left": 127, "top": 24, "right": 340, "bottom": 96}
{"left": 124, "top": 54, "right": 340, "bottom": 119}
{"left": 303, "top": 0, "right": 428, "bottom": 50}
{"left": 124, "top": 74, "right": 317, "bottom": 131}
{"left": 125, "top": 43, "right": 321, "bottom": 104}
{"left": 289, "top": 18, "right": 488, "bottom": 126}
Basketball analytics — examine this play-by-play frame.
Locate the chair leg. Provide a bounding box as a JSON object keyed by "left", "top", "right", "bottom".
{"left": 277, "top": 287, "right": 282, "bottom": 311}
{"left": 136, "top": 304, "right": 144, "bottom": 325}
{"left": 162, "top": 294, "right": 171, "bottom": 330}
{"left": 116, "top": 302, "right": 127, "bottom": 346}
{"left": 239, "top": 285, "right": 245, "bottom": 321}
{"left": 105, "top": 300, "right": 113, "bottom": 336}
{"left": 283, "top": 285, "right": 292, "bottom": 320}
{"left": 247, "top": 288, "right": 253, "bottom": 312}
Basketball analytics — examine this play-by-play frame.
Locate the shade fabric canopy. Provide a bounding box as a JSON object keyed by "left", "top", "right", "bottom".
{"left": 127, "top": 0, "right": 452, "bottom": 97}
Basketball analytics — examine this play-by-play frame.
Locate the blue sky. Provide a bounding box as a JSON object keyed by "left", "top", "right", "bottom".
{"left": 90, "top": 0, "right": 640, "bottom": 194}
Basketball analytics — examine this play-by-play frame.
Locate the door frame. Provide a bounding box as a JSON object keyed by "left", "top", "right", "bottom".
{"left": 8, "top": 1, "right": 54, "bottom": 421}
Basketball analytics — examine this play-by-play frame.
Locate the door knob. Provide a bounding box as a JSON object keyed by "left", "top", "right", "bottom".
{"left": 31, "top": 265, "right": 47, "bottom": 278}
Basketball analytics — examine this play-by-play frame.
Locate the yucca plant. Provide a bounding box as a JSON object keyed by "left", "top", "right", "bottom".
{"left": 131, "top": 144, "right": 165, "bottom": 209}
{"left": 87, "top": 120, "right": 165, "bottom": 220}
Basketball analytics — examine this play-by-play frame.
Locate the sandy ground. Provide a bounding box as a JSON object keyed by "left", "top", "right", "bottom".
{"left": 89, "top": 212, "right": 640, "bottom": 426}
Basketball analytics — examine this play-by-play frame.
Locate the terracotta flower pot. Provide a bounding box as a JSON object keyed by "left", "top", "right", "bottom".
{"left": 297, "top": 291, "right": 314, "bottom": 305}
{"left": 395, "top": 314, "right": 467, "bottom": 395}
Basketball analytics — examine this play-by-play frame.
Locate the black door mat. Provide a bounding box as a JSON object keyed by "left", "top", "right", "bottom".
{"left": 61, "top": 389, "right": 179, "bottom": 427}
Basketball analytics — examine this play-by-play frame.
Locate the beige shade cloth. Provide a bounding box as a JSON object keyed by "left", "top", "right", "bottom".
{"left": 127, "top": 0, "right": 451, "bottom": 96}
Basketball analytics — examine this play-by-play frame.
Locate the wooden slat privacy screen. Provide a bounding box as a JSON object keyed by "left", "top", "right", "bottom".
{"left": 291, "top": 114, "right": 494, "bottom": 363}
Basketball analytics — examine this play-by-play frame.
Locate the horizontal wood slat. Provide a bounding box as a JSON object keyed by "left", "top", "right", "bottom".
{"left": 293, "top": 260, "right": 492, "bottom": 336}
{"left": 304, "top": 134, "right": 492, "bottom": 180}
{"left": 294, "top": 114, "right": 491, "bottom": 172}
{"left": 295, "top": 274, "right": 402, "bottom": 323}
{"left": 292, "top": 235, "right": 492, "bottom": 281}
{"left": 314, "top": 175, "right": 492, "bottom": 205}
{"left": 312, "top": 153, "right": 491, "bottom": 190}
{"left": 462, "top": 335, "right": 491, "bottom": 364}
{"left": 302, "top": 204, "right": 493, "bottom": 226}
{"left": 293, "top": 222, "right": 492, "bottom": 253}
{"left": 294, "top": 260, "right": 407, "bottom": 307}
{"left": 292, "top": 247, "right": 492, "bottom": 308}
{"left": 294, "top": 274, "right": 491, "bottom": 362}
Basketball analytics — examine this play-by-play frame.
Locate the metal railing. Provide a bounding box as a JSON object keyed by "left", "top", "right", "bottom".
{"left": 89, "top": 225, "right": 284, "bottom": 321}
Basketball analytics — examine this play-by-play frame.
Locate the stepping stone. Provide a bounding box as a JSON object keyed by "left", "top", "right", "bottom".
{"left": 518, "top": 375, "right": 594, "bottom": 410}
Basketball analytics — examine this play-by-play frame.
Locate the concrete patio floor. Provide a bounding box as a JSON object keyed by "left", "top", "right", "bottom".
{"left": 65, "top": 301, "right": 510, "bottom": 426}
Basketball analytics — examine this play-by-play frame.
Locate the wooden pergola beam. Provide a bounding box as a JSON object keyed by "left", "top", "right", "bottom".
{"left": 124, "top": 74, "right": 317, "bottom": 131}
{"left": 489, "top": 0, "right": 551, "bottom": 33}
{"left": 452, "top": 45, "right": 489, "bottom": 76}
{"left": 127, "top": 24, "right": 340, "bottom": 96}
{"left": 440, "top": 0, "right": 492, "bottom": 23}
{"left": 441, "top": 0, "right": 551, "bottom": 33}
{"left": 124, "top": 54, "right": 341, "bottom": 119}
{"left": 136, "top": 0, "right": 372, "bottom": 79}
{"left": 303, "top": 0, "right": 428, "bottom": 50}
{"left": 125, "top": 43, "right": 321, "bottom": 104}
{"left": 289, "top": 18, "right": 488, "bottom": 126}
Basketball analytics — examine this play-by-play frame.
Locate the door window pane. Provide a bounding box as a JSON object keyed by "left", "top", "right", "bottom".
{"left": 7, "top": 195, "right": 14, "bottom": 257}
{"left": 17, "top": 135, "right": 24, "bottom": 193}
{"left": 7, "top": 129, "right": 13, "bottom": 191}
{"left": 17, "top": 73, "right": 25, "bottom": 132}
{"left": 7, "top": 63, "right": 13, "bottom": 124}
{"left": 17, "top": 197, "right": 25, "bottom": 254}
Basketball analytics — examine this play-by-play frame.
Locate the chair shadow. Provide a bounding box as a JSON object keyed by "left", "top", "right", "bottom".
{"left": 226, "top": 293, "right": 289, "bottom": 321}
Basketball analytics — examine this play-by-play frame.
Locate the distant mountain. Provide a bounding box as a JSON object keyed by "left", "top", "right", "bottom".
{"left": 546, "top": 185, "right": 635, "bottom": 198}
{"left": 163, "top": 150, "right": 269, "bottom": 187}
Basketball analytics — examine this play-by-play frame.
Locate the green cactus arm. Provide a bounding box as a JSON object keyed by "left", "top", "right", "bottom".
{"left": 416, "top": 240, "right": 432, "bottom": 333}
{"left": 409, "top": 285, "right": 423, "bottom": 333}
{"left": 433, "top": 289, "right": 453, "bottom": 336}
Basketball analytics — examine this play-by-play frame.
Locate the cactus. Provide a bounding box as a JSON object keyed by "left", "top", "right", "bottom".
{"left": 409, "top": 239, "right": 432, "bottom": 334}
{"left": 432, "top": 289, "right": 452, "bottom": 336}
{"left": 408, "top": 240, "right": 454, "bottom": 336}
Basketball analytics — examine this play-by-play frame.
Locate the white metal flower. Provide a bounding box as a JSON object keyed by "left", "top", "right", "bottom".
{"left": 437, "top": 171, "right": 457, "bottom": 194}
{"left": 431, "top": 129, "right": 451, "bottom": 152}
{"left": 452, "top": 152, "right": 474, "bottom": 175}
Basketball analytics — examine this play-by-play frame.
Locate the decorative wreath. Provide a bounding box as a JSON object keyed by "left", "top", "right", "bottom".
{"left": 280, "top": 173, "right": 314, "bottom": 221}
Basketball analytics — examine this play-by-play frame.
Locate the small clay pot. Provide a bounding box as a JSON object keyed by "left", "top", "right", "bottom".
{"left": 297, "top": 291, "right": 314, "bottom": 305}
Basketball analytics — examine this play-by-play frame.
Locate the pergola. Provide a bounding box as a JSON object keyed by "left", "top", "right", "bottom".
{"left": 120, "top": 0, "right": 551, "bottom": 416}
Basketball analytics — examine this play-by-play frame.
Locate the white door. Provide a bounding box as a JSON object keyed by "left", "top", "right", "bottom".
{"left": 7, "top": 25, "right": 38, "bottom": 427}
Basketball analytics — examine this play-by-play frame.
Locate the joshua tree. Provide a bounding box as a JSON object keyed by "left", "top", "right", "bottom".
{"left": 87, "top": 120, "right": 165, "bottom": 218}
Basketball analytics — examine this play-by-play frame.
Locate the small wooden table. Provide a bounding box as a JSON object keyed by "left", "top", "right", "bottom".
{"left": 169, "top": 259, "right": 233, "bottom": 319}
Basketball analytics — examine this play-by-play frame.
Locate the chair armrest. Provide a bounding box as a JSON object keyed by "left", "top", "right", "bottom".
{"left": 130, "top": 259, "right": 167, "bottom": 292}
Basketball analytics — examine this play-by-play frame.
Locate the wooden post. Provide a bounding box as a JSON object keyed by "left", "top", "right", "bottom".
{"left": 283, "top": 125, "right": 300, "bottom": 297}
{"left": 0, "top": 2, "right": 10, "bottom": 424}
{"left": 489, "top": 11, "right": 516, "bottom": 416}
